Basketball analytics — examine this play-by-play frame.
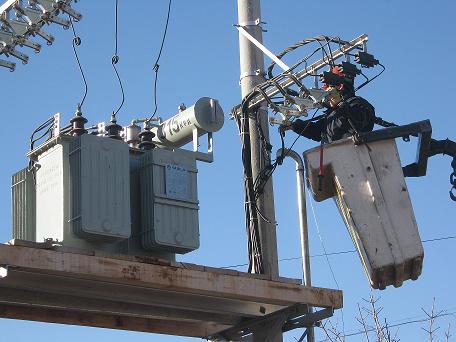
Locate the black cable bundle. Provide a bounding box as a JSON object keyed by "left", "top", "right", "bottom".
{"left": 236, "top": 90, "right": 265, "bottom": 274}
{"left": 29, "top": 116, "right": 55, "bottom": 151}
{"left": 450, "top": 158, "right": 456, "bottom": 201}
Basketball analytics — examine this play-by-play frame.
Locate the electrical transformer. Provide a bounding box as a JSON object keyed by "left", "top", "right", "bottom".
{"left": 11, "top": 97, "right": 224, "bottom": 259}
{"left": 28, "top": 134, "right": 131, "bottom": 251}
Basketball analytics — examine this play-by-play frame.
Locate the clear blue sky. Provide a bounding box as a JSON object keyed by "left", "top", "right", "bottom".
{"left": 1, "top": 1, "right": 455, "bottom": 341}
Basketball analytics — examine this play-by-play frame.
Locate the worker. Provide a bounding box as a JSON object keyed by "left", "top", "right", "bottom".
{"left": 281, "top": 65, "right": 376, "bottom": 143}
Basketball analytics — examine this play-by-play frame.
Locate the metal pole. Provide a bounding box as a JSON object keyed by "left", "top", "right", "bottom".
{"left": 237, "top": 1, "right": 280, "bottom": 341}
{"left": 276, "top": 148, "right": 314, "bottom": 342}
{"left": 237, "top": 0, "right": 279, "bottom": 280}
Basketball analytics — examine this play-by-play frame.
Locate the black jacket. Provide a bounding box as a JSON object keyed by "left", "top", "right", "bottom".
{"left": 291, "top": 96, "right": 375, "bottom": 143}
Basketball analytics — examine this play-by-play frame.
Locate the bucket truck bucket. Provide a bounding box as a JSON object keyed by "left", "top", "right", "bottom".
{"left": 303, "top": 138, "right": 424, "bottom": 289}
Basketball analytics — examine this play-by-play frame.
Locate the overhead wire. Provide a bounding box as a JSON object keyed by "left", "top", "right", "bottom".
{"left": 317, "top": 310, "right": 456, "bottom": 341}
{"left": 111, "top": 0, "right": 125, "bottom": 118}
{"left": 355, "top": 63, "right": 386, "bottom": 92}
{"left": 219, "top": 235, "right": 456, "bottom": 270}
{"left": 267, "top": 36, "right": 351, "bottom": 79}
{"left": 147, "top": 0, "right": 172, "bottom": 122}
{"left": 69, "top": 16, "right": 88, "bottom": 109}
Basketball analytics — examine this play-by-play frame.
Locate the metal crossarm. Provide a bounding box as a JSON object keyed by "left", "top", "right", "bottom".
{"left": 236, "top": 34, "right": 368, "bottom": 114}
{"left": 0, "top": 0, "right": 82, "bottom": 71}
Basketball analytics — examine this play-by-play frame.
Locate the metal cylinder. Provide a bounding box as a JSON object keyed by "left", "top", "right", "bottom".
{"left": 125, "top": 123, "right": 141, "bottom": 147}
{"left": 152, "top": 97, "right": 224, "bottom": 148}
{"left": 276, "top": 148, "right": 314, "bottom": 342}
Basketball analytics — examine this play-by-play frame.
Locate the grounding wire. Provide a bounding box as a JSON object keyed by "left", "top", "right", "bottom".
{"left": 69, "top": 16, "right": 88, "bottom": 109}
{"left": 147, "top": 0, "right": 172, "bottom": 122}
{"left": 111, "top": 0, "right": 125, "bottom": 118}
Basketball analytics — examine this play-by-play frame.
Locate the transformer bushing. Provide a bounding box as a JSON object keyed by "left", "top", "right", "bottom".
{"left": 105, "top": 113, "right": 123, "bottom": 140}
{"left": 138, "top": 127, "right": 155, "bottom": 150}
{"left": 69, "top": 106, "right": 88, "bottom": 136}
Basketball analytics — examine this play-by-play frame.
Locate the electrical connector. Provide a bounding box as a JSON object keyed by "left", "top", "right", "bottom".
{"left": 355, "top": 52, "right": 379, "bottom": 68}
{"left": 340, "top": 61, "right": 361, "bottom": 78}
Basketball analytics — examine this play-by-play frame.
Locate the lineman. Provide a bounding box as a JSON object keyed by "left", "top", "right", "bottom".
{"left": 282, "top": 65, "right": 376, "bottom": 143}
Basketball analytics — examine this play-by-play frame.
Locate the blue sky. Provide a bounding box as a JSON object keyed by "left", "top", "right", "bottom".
{"left": 1, "top": 1, "right": 455, "bottom": 341}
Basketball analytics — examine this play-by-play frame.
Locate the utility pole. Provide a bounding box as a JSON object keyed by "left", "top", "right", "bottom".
{"left": 237, "top": 0, "right": 279, "bottom": 279}
{"left": 237, "top": 1, "right": 281, "bottom": 340}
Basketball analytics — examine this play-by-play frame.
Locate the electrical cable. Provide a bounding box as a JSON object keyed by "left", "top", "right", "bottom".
{"left": 308, "top": 187, "right": 346, "bottom": 340}
{"left": 267, "top": 36, "right": 351, "bottom": 79}
{"left": 111, "top": 0, "right": 125, "bottom": 118}
{"left": 147, "top": 0, "right": 172, "bottom": 122}
{"left": 29, "top": 116, "right": 55, "bottom": 151}
{"left": 69, "top": 16, "right": 88, "bottom": 109}
{"left": 220, "top": 235, "right": 456, "bottom": 270}
{"left": 355, "top": 63, "right": 386, "bottom": 92}
{"left": 236, "top": 89, "right": 268, "bottom": 273}
{"left": 317, "top": 310, "right": 456, "bottom": 341}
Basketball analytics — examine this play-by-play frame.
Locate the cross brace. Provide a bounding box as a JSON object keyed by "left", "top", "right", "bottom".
{"left": 208, "top": 304, "right": 333, "bottom": 341}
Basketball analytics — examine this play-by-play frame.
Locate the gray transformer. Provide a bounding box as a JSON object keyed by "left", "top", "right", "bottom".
{"left": 31, "top": 134, "right": 131, "bottom": 251}
{"left": 12, "top": 97, "right": 223, "bottom": 257}
{"left": 12, "top": 135, "right": 200, "bottom": 257}
{"left": 68, "top": 135, "right": 131, "bottom": 241}
{"left": 139, "top": 148, "right": 199, "bottom": 253}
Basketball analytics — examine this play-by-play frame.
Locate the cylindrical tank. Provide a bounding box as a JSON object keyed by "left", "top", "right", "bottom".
{"left": 125, "top": 123, "right": 141, "bottom": 147}
{"left": 152, "top": 97, "right": 224, "bottom": 148}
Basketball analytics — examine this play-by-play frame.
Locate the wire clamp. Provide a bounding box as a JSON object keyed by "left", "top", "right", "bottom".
{"left": 236, "top": 18, "right": 267, "bottom": 31}
{"left": 239, "top": 69, "right": 264, "bottom": 84}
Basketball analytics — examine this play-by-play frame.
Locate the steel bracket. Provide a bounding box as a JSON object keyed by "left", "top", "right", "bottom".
{"left": 237, "top": 18, "right": 266, "bottom": 31}
{"left": 207, "top": 304, "right": 333, "bottom": 341}
{"left": 239, "top": 68, "right": 264, "bottom": 84}
{"left": 355, "top": 120, "right": 433, "bottom": 177}
{"left": 354, "top": 119, "right": 455, "bottom": 176}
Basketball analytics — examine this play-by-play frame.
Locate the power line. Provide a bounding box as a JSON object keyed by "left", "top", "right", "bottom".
{"left": 69, "top": 16, "right": 88, "bottom": 110}
{"left": 111, "top": 0, "right": 125, "bottom": 118}
{"left": 148, "top": 0, "right": 172, "bottom": 122}
{"left": 219, "top": 235, "right": 456, "bottom": 270}
{"left": 317, "top": 310, "right": 456, "bottom": 341}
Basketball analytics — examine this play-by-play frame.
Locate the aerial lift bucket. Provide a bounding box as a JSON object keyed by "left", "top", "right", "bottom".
{"left": 303, "top": 138, "right": 424, "bottom": 289}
